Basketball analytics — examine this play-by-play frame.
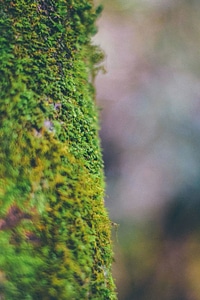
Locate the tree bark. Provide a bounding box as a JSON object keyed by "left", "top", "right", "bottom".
{"left": 0, "top": 1, "right": 116, "bottom": 299}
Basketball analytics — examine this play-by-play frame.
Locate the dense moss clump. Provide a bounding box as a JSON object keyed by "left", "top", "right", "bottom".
{"left": 0, "top": 1, "right": 116, "bottom": 299}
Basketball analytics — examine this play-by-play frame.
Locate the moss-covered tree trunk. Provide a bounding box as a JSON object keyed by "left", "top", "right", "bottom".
{"left": 0, "top": 1, "right": 116, "bottom": 299}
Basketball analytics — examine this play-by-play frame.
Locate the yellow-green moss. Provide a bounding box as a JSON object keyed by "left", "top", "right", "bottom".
{"left": 0, "top": 1, "right": 116, "bottom": 299}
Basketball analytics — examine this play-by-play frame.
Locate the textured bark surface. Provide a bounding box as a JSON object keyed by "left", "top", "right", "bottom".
{"left": 0, "top": 1, "right": 116, "bottom": 299}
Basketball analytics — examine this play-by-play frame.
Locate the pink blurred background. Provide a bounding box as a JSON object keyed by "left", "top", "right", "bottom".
{"left": 94, "top": 1, "right": 200, "bottom": 299}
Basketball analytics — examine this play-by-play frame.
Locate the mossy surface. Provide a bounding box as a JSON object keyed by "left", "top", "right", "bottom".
{"left": 0, "top": 1, "right": 116, "bottom": 299}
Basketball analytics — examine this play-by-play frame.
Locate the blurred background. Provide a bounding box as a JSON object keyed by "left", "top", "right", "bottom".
{"left": 93, "top": 0, "right": 200, "bottom": 299}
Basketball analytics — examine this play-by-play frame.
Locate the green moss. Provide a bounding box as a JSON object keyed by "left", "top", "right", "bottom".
{"left": 0, "top": 1, "right": 116, "bottom": 299}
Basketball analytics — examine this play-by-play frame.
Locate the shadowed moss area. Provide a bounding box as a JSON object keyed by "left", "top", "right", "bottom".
{"left": 0, "top": 1, "right": 116, "bottom": 299}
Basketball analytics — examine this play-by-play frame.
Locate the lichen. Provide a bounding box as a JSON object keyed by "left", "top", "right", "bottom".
{"left": 0, "top": 1, "right": 116, "bottom": 299}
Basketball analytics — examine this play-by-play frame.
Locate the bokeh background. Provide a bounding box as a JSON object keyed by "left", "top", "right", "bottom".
{"left": 93, "top": 0, "right": 200, "bottom": 299}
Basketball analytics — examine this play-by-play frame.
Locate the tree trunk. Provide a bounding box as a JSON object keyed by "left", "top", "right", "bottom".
{"left": 0, "top": 1, "right": 116, "bottom": 299}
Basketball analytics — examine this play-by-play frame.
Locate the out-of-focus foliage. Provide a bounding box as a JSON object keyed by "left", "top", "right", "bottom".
{"left": 94, "top": 0, "right": 200, "bottom": 299}
{"left": 0, "top": 1, "right": 116, "bottom": 299}
{"left": 115, "top": 183, "right": 200, "bottom": 300}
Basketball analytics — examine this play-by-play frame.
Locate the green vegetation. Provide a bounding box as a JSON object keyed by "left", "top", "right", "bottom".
{"left": 0, "top": 1, "right": 116, "bottom": 299}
